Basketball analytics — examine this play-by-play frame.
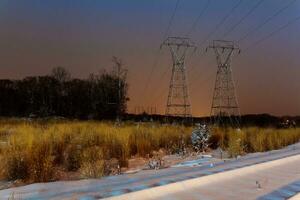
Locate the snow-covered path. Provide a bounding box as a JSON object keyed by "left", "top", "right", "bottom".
{"left": 1, "top": 143, "right": 300, "bottom": 200}
{"left": 108, "top": 153, "right": 300, "bottom": 200}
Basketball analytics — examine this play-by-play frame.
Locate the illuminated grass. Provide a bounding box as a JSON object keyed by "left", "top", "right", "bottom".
{"left": 210, "top": 126, "right": 300, "bottom": 157}
{"left": 0, "top": 120, "right": 192, "bottom": 182}
{"left": 0, "top": 119, "right": 299, "bottom": 183}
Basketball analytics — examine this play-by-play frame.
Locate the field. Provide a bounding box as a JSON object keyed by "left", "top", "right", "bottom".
{"left": 0, "top": 119, "right": 299, "bottom": 185}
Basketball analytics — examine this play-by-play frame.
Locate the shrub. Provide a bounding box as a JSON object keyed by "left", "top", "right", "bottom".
{"left": 3, "top": 149, "right": 29, "bottom": 180}
{"left": 28, "top": 139, "right": 54, "bottom": 182}
{"left": 209, "top": 127, "right": 300, "bottom": 157}
{"left": 226, "top": 130, "right": 246, "bottom": 157}
{"left": 80, "top": 146, "right": 105, "bottom": 178}
{"left": 209, "top": 127, "right": 226, "bottom": 149}
{"left": 63, "top": 144, "right": 81, "bottom": 171}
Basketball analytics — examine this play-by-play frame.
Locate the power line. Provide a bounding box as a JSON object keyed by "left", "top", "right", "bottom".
{"left": 146, "top": 55, "right": 169, "bottom": 105}
{"left": 151, "top": 0, "right": 242, "bottom": 109}
{"left": 238, "top": 0, "right": 297, "bottom": 43}
{"left": 163, "top": 0, "right": 181, "bottom": 39}
{"left": 222, "top": 0, "right": 265, "bottom": 38}
{"left": 244, "top": 14, "right": 300, "bottom": 52}
{"left": 197, "top": 0, "right": 243, "bottom": 48}
{"left": 142, "top": 0, "right": 180, "bottom": 103}
{"left": 185, "top": 0, "right": 211, "bottom": 37}
{"left": 142, "top": 49, "right": 161, "bottom": 102}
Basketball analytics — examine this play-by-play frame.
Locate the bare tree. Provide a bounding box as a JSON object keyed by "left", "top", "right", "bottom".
{"left": 111, "top": 56, "right": 128, "bottom": 121}
{"left": 51, "top": 66, "right": 71, "bottom": 83}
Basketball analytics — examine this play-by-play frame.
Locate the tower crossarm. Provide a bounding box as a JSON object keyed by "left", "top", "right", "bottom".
{"left": 160, "top": 37, "right": 197, "bottom": 49}
{"left": 207, "top": 40, "right": 239, "bottom": 50}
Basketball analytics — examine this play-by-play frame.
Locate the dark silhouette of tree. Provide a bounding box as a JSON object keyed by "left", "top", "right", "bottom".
{"left": 0, "top": 64, "right": 128, "bottom": 120}
{"left": 51, "top": 66, "right": 71, "bottom": 83}
{"left": 111, "top": 56, "right": 128, "bottom": 119}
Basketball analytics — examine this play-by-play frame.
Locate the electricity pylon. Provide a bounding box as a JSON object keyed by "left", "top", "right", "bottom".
{"left": 161, "top": 37, "right": 196, "bottom": 118}
{"left": 206, "top": 40, "right": 240, "bottom": 126}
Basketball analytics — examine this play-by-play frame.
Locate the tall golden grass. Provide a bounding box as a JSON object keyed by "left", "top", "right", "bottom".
{"left": 0, "top": 119, "right": 299, "bottom": 183}
{"left": 210, "top": 126, "right": 300, "bottom": 157}
{"left": 0, "top": 119, "right": 192, "bottom": 182}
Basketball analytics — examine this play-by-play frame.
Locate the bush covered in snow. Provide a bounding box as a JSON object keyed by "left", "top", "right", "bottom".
{"left": 191, "top": 124, "right": 210, "bottom": 152}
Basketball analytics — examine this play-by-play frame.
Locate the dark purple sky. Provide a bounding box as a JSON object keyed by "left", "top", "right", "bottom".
{"left": 0, "top": 0, "right": 300, "bottom": 116}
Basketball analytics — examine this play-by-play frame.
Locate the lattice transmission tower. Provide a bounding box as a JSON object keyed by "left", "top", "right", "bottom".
{"left": 161, "top": 37, "right": 196, "bottom": 118}
{"left": 206, "top": 40, "right": 240, "bottom": 126}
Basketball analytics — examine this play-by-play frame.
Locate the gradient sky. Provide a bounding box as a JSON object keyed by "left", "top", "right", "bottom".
{"left": 0, "top": 0, "right": 300, "bottom": 116}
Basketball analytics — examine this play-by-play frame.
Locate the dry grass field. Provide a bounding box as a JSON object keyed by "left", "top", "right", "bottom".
{"left": 0, "top": 119, "right": 299, "bottom": 184}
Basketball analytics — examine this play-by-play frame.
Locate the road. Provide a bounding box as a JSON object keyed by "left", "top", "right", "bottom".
{"left": 108, "top": 153, "right": 300, "bottom": 200}
{"left": 0, "top": 143, "right": 300, "bottom": 200}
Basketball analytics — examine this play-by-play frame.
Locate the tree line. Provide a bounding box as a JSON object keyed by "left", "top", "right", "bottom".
{"left": 0, "top": 60, "right": 128, "bottom": 119}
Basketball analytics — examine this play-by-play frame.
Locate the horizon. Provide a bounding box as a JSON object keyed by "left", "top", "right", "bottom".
{"left": 0, "top": 0, "right": 300, "bottom": 117}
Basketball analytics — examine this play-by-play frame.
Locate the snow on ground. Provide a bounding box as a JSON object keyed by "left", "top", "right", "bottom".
{"left": 171, "top": 155, "right": 213, "bottom": 167}
{"left": 108, "top": 154, "right": 300, "bottom": 200}
{"left": 0, "top": 142, "right": 299, "bottom": 199}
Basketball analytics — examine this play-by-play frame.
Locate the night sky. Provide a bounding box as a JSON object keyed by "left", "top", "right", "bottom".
{"left": 0, "top": 0, "right": 300, "bottom": 116}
